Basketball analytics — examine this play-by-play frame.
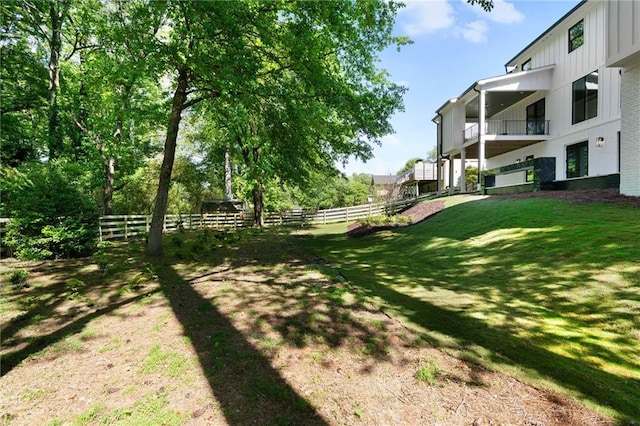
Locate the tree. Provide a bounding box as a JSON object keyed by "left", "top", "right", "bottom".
{"left": 139, "top": 0, "right": 408, "bottom": 255}
{"left": 2, "top": 0, "right": 91, "bottom": 159}
{"left": 66, "top": 1, "right": 165, "bottom": 214}
{"left": 0, "top": 39, "right": 49, "bottom": 166}
{"left": 145, "top": 1, "right": 253, "bottom": 256}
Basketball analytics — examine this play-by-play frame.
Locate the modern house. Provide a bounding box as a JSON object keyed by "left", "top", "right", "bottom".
{"left": 433, "top": 0, "right": 640, "bottom": 196}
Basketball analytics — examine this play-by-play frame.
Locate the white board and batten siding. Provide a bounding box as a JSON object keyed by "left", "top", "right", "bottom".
{"left": 487, "top": 1, "right": 622, "bottom": 181}
{"left": 606, "top": 0, "right": 640, "bottom": 197}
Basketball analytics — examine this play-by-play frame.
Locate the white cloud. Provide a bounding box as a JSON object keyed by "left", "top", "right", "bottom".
{"left": 401, "top": 0, "right": 456, "bottom": 37}
{"left": 455, "top": 20, "right": 489, "bottom": 43}
{"left": 464, "top": 0, "right": 524, "bottom": 24}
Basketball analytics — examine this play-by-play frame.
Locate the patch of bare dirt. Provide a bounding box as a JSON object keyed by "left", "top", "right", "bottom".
{"left": 0, "top": 231, "right": 615, "bottom": 425}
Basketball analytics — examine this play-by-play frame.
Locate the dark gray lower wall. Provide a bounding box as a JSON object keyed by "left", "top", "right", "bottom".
{"left": 544, "top": 174, "right": 620, "bottom": 191}
{"left": 485, "top": 183, "right": 535, "bottom": 195}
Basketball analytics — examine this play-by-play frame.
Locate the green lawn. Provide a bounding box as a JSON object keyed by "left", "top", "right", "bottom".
{"left": 303, "top": 195, "right": 640, "bottom": 422}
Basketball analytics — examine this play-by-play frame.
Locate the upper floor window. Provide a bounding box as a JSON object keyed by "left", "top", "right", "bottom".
{"left": 522, "top": 59, "right": 532, "bottom": 71}
{"left": 569, "top": 20, "right": 583, "bottom": 52}
{"left": 572, "top": 71, "right": 598, "bottom": 125}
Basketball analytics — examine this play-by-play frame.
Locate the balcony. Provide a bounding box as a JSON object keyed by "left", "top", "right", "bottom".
{"left": 464, "top": 120, "right": 550, "bottom": 142}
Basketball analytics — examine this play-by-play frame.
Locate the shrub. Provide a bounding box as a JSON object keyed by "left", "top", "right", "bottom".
{"left": 9, "top": 269, "right": 29, "bottom": 289}
{"left": 359, "top": 214, "right": 411, "bottom": 228}
{"left": 4, "top": 161, "right": 99, "bottom": 260}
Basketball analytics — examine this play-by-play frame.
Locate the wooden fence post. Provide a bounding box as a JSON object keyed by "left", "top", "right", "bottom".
{"left": 124, "top": 215, "right": 128, "bottom": 240}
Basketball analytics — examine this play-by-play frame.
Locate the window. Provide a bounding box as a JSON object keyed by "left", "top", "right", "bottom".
{"left": 526, "top": 98, "right": 546, "bottom": 134}
{"left": 525, "top": 155, "right": 534, "bottom": 182}
{"left": 572, "top": 71, "right": 598, "bottom": 124}
{"left": 569, "top": 20, "right": 583, "bottom": 52}
{"left": 566, "top": 142, "right": 588, "bottom": 178}
{"left": 522, "top": 59, "right": 532, "bottom": 71}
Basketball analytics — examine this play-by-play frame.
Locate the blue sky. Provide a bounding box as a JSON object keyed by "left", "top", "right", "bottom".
{"left": 339, "top": 0, "right": 581, "bottom": 177}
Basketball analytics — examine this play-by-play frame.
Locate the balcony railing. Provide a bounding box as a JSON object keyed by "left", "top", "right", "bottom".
{"left": 464, "top": 120, "right": 550, "bottom": 141}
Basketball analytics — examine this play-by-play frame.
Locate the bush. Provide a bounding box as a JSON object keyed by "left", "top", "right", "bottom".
{"left": 9, "top": 269, "right": 29, "bottom": 289}
{"left": 4, "top": 161, "right": 100, "bottom": 260}
{"left": 359, "top": 214, "right": 411, "bottom": 228}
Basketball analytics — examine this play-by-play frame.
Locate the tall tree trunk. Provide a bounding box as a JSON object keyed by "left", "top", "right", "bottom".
{"left": 47, "top": 1, "right": 64, "bottom": 159}
{"left": 224, "top": 146, "right": 233, "bottom": 200}
{"left": 148, "top": 67, "right": 190, "bottom": 257}
{"left": 252, "top": 181, "right": 265, "bottom": 227}
{"left": 103, "top": 156, "right": 116, "bottom": 215}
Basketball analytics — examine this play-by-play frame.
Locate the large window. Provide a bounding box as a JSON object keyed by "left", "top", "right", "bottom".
{"left": 526, "top": 98, "right": 546, "bottom": 134}
{"left": 569, "top": 20, "right": 583, "bottom": 52}
{"left": 566, "top": 142, "right": 588, "bottom": 178}
{"left": 572, "top": 71, "right": 598, "bottom": 124}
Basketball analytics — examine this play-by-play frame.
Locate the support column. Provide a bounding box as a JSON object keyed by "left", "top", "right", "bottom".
{"left": 460, "top": 147, "right": 467, "bottom": 193}
{"left": 620, "top": 65, "right": 640, "bottom": 196}
{"left": 448, "top": 157, "right": 454, "bottom": 195}
{"left": 478, "top": 90, "right": 486, "bottom": 190}
{"left": 437, "top": 159, "right": 442, "bottom": 193}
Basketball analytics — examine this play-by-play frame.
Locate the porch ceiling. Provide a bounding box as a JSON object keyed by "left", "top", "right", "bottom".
{"left": 463, "top": 139, "right": 541, "bottom": 159}
{"left": 465, "top": 91, "right": 535, "bottom": 119}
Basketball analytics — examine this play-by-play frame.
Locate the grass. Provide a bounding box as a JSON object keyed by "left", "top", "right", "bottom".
{"left": 303, "top": 195, "right": 640, "bottom": 422}
{"left": 72, "top": 391, "right": 182, "bottom": 426}
{"left": 415, "top": 357, "right": 443, "bottom": 385}
{"left": 3, "top": 200, "right": 638, "bottom": 424}
{"left": 140, "top": 344, "right": 192, "bottom": 379}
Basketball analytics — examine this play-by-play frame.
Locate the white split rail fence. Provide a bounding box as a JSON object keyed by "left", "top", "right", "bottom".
{"left": 98, "top": 195, "right": 434, "bottom": 242}
{"left": 0, "top": 195, "right": 435, "bottom": 243}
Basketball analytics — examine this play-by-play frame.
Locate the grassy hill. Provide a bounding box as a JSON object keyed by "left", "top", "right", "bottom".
{"left": 303, "top": 194, "right": 640, "bottom": 422}
{"left": 1, "top": 194, "right": 638, "bottom": 424}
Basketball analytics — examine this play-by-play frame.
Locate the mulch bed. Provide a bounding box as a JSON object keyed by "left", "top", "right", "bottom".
{"left": 493, "top": 187, "right": 640, "bottom": 207}
{"left": 347, "top": 200, "right": 445, "bottom": 238}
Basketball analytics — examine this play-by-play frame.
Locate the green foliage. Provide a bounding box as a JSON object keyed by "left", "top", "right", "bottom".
{"left": 297, "top": 173, "right": 371, "bottom": 210}
{"left": 94, "top": 249, "right": 109, "bottom": 271}
{"left": 9, "top": 269, "right": 29, "bottom": 289}
{"left": 65, "top": 278, "right": 86, "bottom": 300}
{"left": 4, "top": 161, "right": 99, "bottom": 259}
{"left": 415, "top": 357, "right": 443, "bottom": 385}
{"left": 0, "top": 40, "right": 49, "bottom": 166}
{"left": 140, "top": 344, "right": 190, "bottom": 379}
{"left": 465, "top": 166, "right": 479, "bottom": 188}
{"left": 359, "top": 214, "right": 411, "bottom": 227}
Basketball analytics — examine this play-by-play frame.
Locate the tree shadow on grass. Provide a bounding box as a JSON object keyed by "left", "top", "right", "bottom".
{"left": 302, "top": 197, "right": 640, "bottom": 423}
{"left": 349, "top": 278, "right": 640, "bottom": 423}
{"left": 153, "top": 262, "right": 329, "bottom": 426}
{"left": 1, "top": 288, "right": 160, "bottom": 376}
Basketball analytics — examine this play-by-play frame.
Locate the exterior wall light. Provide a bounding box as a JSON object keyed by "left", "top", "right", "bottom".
{"left": 595, "top": 136, "right": 605, "bottom": 147}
